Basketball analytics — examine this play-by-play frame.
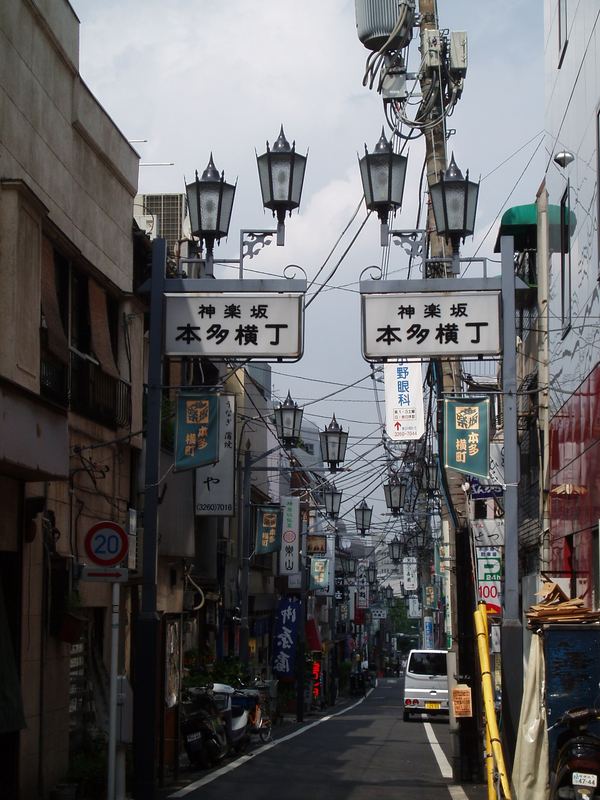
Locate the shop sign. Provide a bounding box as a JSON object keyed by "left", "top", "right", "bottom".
{"left": 310, "top": 557, "right": 329, "bottom": 590}
{"left": 384, "top": 360, "right": 425, "bottom": 441}
{"left": 255, "top": 505, "right": 282, "bottom": 554}
{"left": 174, "top": 394, "right": 219, "bottom": 471}
{"left": 279, "top": 496, "right": 300, "bottom": 576}
{"left": 165, "top": 292, "right": 304, "bottom": 360}
{"left": 403, "top": 556, "right": 418, "bottom": 592}
{"left": 356, "top": 561, "right": 369, "bottom": 609}
{"left": 408, "top": 595, "right": 421, "bottom": 618}
{"left": 362, "top": 291, "right": 500, "bottom": 360}
{"left": 195, "top": 395, "right": 235, "bottom": 516}
{"left": 443, "top": 397, "right": 490, "bottom": 479}
{"left": 476, "top": 546, "right": 502, "bottom": 615}
{"left": 272, "top": 597, "right": 301, "bottom": 677}
{"left": 452, "top": 685, "right": 473, "bottom": 717}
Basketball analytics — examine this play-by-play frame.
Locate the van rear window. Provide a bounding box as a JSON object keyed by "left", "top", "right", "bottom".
{"left": 408, "top": 652, "right": 447, "bottom": 676}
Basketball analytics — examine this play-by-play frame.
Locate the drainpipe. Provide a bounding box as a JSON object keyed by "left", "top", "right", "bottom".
{"left": 536, "top": 185, "right": 551, "bottom": 571}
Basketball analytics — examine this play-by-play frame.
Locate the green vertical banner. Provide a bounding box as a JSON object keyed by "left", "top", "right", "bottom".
{"left": 174, "top": 394, "right": 219, "bottom": 471}
{"left": 255, "top": 506, "right": 282, "bottom": 554}
{"left": 310, "top": 557, "right": 330, "bottom": 590}
{"left": 443, "top": 397, "right": 490, "bottom": 479}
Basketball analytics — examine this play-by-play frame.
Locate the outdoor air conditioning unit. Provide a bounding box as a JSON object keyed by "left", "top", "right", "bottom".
{"left": 355, "top": 0, "right": 415, "bottom": 52}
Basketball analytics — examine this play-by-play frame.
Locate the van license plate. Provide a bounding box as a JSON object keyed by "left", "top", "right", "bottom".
{"left": 425, "top": 702, "right": 440, "bottom": 709}
{"left": 573, "top": 773, "right": 597, "bottom": 787}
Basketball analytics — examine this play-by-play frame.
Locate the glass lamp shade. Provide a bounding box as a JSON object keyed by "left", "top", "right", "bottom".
{"left": 367, "top": 563, "right": 377, "bottom": 584}
{"left": 385, "top": 584, "right": 394, "bottom": 601}
{"left": 323, "top": 482, "right": 342, "bottom": 519}
{"left": 346, "top": 556, "right": 357, "bottom": 577}
{"left": 274, "top": 391, "right": 303, "bottom": 445}
{"left": 355, "top": 499, "right": 373, "bottom": 535}
{"left": 430, "top": 153, "right": 479, "bottom": 243}
{"left": 359, "top": 129, "right": 407, "bottom": 222}
{"left": 320, "top": 415, "right": 349, "bottom": 471}
{"left": 388, "top": 536, "right": 402, "bottom": 562}
{"left": 257, "top": 126, "right": 307, "bottom": 218}
{"left": 383, "top": 476, "right": 406, "bottom": 516}
{"left": 186, "top": 154, "right": 236, "bottom": 244}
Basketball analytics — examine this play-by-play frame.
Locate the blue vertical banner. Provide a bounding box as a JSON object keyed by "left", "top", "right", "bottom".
{"left": 174, "top": 394, "right": 219, "bottom": 471}
{"left": 443, "top": 397, "right": 490, "bottom": 479}
{"left": 255, "top": 506, "right": 282, "bottom": 554}
{"left": 272, "top": 597, "right": 301, "bottom": 677}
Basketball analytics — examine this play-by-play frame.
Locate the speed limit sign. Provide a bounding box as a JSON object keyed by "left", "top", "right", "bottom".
{"left": 84, "top": 521, "right": 128, "bottom": 567}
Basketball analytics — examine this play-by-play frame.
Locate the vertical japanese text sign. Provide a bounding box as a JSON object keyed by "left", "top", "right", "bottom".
{"left": 255, "top": 506, "right": 282, "bottom": 554}
{"left": 443, "top": 398, "right": 490, "bottom": 479}
{"left": 384, "top": 361, "right": 425, "bottom": 441}
{"left": 175, "top": 394, "right": 219, "bottom": 471}
{"left": 403, "top": 556, "right": 418, "bottom": 592}
{"left": 195, "top": 396, "right": 235, "bottom": 516}
{"left": 356, "top": 561, "right": 369, "bottom": 609}
{"left": 273, "top": 597, "right": 301, "bottom": 677}
{"left": 279, "top": 496, "right": 300, "bottom": 577}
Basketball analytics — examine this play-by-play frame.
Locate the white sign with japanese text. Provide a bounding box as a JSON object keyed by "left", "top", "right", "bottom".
{"left": 279, "top": 496, "right": 300, "bottom": 577}
{"left": 362, "top": 291, "right": 500, "bottom": 360}
{"left": 356, "top": 561, "right": 369, "bottom": 609}
{"left": 384, "top": 361, "right": 425, "bottom": 441}
{"left": 165, "top": 293, "right": 304, "bottom": 359}
{"left": 195, "top": 396, "right": 235, "bottom": 516}
{"left": 403, "top": 556, "right": 418, "bottom": 592}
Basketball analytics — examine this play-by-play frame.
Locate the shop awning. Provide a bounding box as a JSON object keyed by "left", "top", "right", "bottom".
{"left": 494, "top": 203, "right": 577, "bottom": 253}
{"left": 305, "top": 618, "right": 322, "bottom": 652}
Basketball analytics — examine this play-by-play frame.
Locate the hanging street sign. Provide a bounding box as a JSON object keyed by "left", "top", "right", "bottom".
{"left": 279, "top": 496, "right": 300, "bottom": 577}
{"left": 84, "top": 521, "right": 129, "bottom": 567}
{"left": 174, "top": 394, "right": 220, "bottom": 471}
{"left": 403, "top": 556, "right": 418, "bottom": 591}
{"left": 384, "top": 361, "right": 425, "bottom": 441}
{"left": 255, "top": 505, "right": 282, "bottom": 554}
{"left": 476, "top": 546, "right": 502, "bottom": 616}
{"left": 361, "top": 290, "right": 500, "bottom": 361}
{"left": 195, "top": 395, "right": 235, "bottom": 516}
{"left": 165, "top": 292, "right": 304, "bottom": 360}
{"left": 444, "top": 397, "right": 490, "bottom": 479}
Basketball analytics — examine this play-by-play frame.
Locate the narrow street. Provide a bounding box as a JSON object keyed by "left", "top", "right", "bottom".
{"left": 165, "top": 679, "right": 487, "bottom": 800}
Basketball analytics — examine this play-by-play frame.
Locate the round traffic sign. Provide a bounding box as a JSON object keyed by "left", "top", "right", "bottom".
{"left": 84, "top": 521, "right": 128, "bottom": 567}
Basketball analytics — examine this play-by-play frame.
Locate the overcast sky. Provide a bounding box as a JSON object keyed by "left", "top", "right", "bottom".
{"left": 71, "top": 0, "right": 545, "bottom": 543}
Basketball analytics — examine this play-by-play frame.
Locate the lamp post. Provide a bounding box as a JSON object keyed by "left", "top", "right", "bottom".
{"left": 388, "top": 536, "right": 402, "bottom": 563}
{"left": 323, "top": 483, "right": 343, "bottom": 519}
{"left": 367, "top": 562, "right": 377, "bottom": 586}
{"left": 429, "top": 153, "right": 479, "bottom": 274}
{"left": 355, "top": 499, "right": 373, "bottom": 537}
{"left": 274, "top": 391, "right": 304, "bottom": 446}
{"left": 359, "top": 128, "right": 408, "bottom": 246}
{"left": 320, "top": 415, "right": 349, "bottom": 472}
{"left": 383, "top": 475, "right": 407, "bottom": 516}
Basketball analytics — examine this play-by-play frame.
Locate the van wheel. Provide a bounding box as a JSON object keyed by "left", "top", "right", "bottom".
{"left": 403, "top": 710, "right": 410, "bottom": 722}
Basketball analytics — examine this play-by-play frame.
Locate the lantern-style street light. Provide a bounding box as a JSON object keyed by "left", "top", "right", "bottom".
{"left": 320, "top": 415, "right": 349, "bottom": 472}
{"left": 323, "top": 483, "right": 343, "bottom": 519}
{"left": 367, "top": 562, "right": 377, "bottom": 585}
{"left": 383, "top": 475, "right": 407, "bottom": 516}
{"left": 359, "top": 128, "right": 408, "bottom": 246}
{"left": 430, "top": 153, "right": 479, "bottom": 273}
{"left": 256, "top": 126, "right": 307, "bottom": 246}
{"left": 385, "top": 584, "right": 394, "bottom": 601}
{"left": 355, "top": 499, "right": 373, "bottom": 536}
{"left": 273, "top": 391, "right": 303, "bottom": 447}
{"left": 186, "top": 155, "right": 237, "bottom": 276}
{"left": 345, "top": 556, "right": 357, "bottom": 577}
{"left": 388, "top": 536, "right": 402, "bottom": 563}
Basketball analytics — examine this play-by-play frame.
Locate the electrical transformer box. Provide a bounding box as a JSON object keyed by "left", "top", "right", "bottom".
{"left": 421, "top": 29, "right": 441, "bottom": 72}
{"left": 449, "top": 31, "right": 468, "bottom": 77}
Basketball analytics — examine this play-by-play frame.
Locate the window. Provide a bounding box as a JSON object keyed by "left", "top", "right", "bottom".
{"left": 558, "top": 0, "right": 568, "bottom": 67}
{"left": 560, "top": 184, "right": 572, "bottom": 335}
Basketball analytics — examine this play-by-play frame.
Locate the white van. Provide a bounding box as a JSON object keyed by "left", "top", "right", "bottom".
{"left": 402, "top": 649, "right": 449, "bottom": 721}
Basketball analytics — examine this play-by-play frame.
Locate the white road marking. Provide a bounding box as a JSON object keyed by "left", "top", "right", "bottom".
{"left": 168, "top": 690, "right": 374, "bottom": 797}
{"left": 422, "top": 721, "right": 469, "bottom": 800}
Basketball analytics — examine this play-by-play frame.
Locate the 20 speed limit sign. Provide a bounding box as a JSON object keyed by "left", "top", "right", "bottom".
{"left": 84, "top": 521, "right": 128, "bottom": 567}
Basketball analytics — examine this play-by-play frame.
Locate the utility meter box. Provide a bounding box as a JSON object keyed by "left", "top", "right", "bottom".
{"left": 421, "top": 29, "right": 442, "bottom": 72}
{"left": 355, "top": 0, "right": 415, "bottom": 52}
{"left": 449, "top": 31, "right": 468, "bottom": 77}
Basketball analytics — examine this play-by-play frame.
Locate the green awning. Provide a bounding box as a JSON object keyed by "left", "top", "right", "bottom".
{"left": 494, "top": 203, "right": 577, "bottom": 253}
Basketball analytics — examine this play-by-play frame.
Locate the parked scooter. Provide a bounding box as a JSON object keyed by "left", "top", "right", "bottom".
{"left": 549, "top": 707, "right": 600, "bottom": 799}
{"left": 234, "top": 687, "right": 272, "bottom": 744}
{"left": 181, "top": 687, "right": 229, "bottom": 768}
{"left": 211, "top": 683, "right": 251, "bottom": 753}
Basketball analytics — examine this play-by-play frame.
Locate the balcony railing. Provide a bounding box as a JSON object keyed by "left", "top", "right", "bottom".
{"left": 40, "top": 348, "right": 131, "bottom": 429}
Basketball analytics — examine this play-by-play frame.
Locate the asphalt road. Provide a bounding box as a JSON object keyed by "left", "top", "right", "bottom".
{"left": 164, "top": 678, "right": 487, "bottom": 800}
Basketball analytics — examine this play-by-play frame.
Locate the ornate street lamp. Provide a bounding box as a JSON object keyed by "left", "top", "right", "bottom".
{"left": 320, "top": 415, "right": 349, "bottom": 472}
{"left": 345, "top": 556, "right": 357, "bottom": 577}
{"left": 256, "top": 126, "right": 307, "bottom": 246}
{"left": 367, "top": 562, "right": 377, "bottom": 585}
{"left": 273, "top": 391, "right": 303, "bottom": 447}
{"left": 186, "top": 154, "right": 237, "bottom": 276}
{"left": 388, "top": 536, "right": 402, "bottom": 563}
{"left": 355, "top": 499, "right": 373, "bottom": 536}
{"left": 323, "top": 482, "right": 343, "bottom": 519}
{"left": 383, "top": 475, "right": 407, "bottom": 517}
{"left": 430, "top": 153, "right": 479, "bottom": 272}
{"left": 385, "top": 584, "right": 394, "bottom": 601}
{"left": 359, "top": 128, "right": 408, "bottom": 246}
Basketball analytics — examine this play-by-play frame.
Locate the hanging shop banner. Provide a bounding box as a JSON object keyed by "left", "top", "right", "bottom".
{"left": 279, "top": 496, "right": 300, "bottom": 576}
{"left": 356, "top": 561, "right": 369, "bottom": 609}
{"left": 255, "top": 506, "right": 282, "bottom": 554}
{"left": 384, "top": 361, "right": 425, "bottom": 441}
{"left": 443, "top": 398, "right": 490, "bottom": 479}
{"left": 195, "top": 395, "right": 235, "bottom": 516}
{"left": 476, "top": 546, "right": 502, "bottom": 616}
{"left": 175, "top": 394, "right": 219, "bottom": 471}
{"left": 165, "top": 292, "right": 304, "bottom": 361}
{"left": 272, "top": 597, "right": 301, "bottom": 677}
{"left": 307, "top": 534, "right": 327, "bottom": 555}
{"left": 403, "top": 556, "right": 418, "bottom": 592}
{"left": 408, "top": 595, "right": 421, "bottom": 618}
{"left": 310, "top": 557, "right": 330, "bottom": 590}
{"left": 424, "top": 616, "right": 434, "bottom": 649}
{"left": 315, "top": 534, "right": 335, "bottom": 597}
{"left": 361, "top": 290, "right": 500, "bottom": 361}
